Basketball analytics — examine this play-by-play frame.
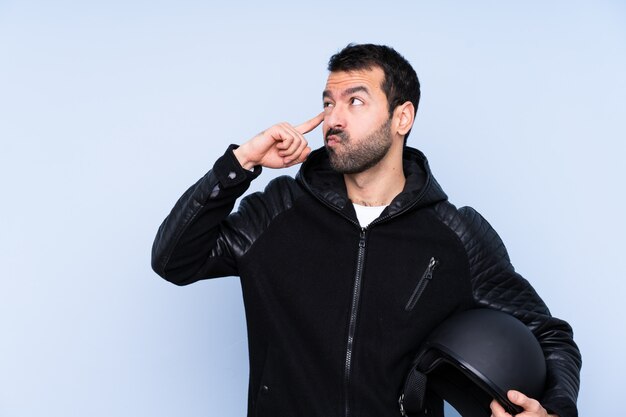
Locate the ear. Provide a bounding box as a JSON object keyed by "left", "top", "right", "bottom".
{"left": 393, "top": 101, "right": 415, "bottom": 137}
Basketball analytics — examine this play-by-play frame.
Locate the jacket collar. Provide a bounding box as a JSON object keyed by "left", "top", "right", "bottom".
{"left": 296, "top": 146, "right": 448, "bottom": 218}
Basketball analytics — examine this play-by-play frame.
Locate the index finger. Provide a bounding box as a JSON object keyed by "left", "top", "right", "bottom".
{"left": 295, "top": 112, "right": 324, "bottom": 135}
{"left": 489, "top": 399, "right": 509, "bottom": 417}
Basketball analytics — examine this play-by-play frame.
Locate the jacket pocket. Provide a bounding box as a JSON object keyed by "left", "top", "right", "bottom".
{"left": 254, "top": 347, "right": 278, "bottom": 417}
{"left": 405, "top": 257, "right": 439, "bottom": 311}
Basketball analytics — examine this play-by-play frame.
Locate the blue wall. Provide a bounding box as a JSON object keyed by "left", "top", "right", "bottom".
{"left": 1, "top": 1, "right": 624, "bottom": 415}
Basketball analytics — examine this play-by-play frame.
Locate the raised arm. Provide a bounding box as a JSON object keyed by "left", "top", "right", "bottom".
{"left": 151, "top": 113, "right": 323, "bottom": 285}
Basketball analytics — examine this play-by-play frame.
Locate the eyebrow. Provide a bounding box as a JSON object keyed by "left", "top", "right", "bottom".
{"left": 323, "top": 85, "right": 371, "bottom": 100}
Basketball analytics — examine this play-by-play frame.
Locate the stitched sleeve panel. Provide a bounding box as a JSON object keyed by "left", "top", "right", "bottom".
{"left": 151, "top": 145, "right": 262, "bottom": 285}
{"left": 436, "top": 202, "right": 582, "bottom": 417}
{"left": 211, "top": 176, "right": 303, "bottom": 261}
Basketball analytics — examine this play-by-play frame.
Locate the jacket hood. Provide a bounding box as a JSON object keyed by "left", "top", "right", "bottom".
{"left": 296, "top": 146, "right": 448, "bottom": 218}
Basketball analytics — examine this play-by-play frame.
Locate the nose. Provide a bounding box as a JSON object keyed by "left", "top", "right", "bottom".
{"left": 324, "top": 104, "right": 346, "bottom": 131}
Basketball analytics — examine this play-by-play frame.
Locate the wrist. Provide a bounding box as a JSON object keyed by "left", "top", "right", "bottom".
{"left": 233, "top": 146, "right": 255, "bottom": 170}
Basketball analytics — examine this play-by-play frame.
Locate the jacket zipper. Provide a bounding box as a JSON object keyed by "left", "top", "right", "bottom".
{"left": 298, "top": 182, "right": 433, "bottom": 417}
{"left": 405, "top": 257, "right": 439, "bottom": 311}
{"left": 343, "top": 228, "right": 367, "bottom": 417}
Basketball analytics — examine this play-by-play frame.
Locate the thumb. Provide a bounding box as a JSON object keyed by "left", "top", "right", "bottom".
{"left": 508, "top": 390, "right": 528, "bottom": 406}
{"left": 507, "top": 390, "right": 543, "bottom": 413}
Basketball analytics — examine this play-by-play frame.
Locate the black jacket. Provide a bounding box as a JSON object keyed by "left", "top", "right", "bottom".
{"left": 152, "top": 145, "right": 581, "bottom": 417}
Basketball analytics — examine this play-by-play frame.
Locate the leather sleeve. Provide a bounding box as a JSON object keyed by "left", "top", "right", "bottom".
{"left": 436, "top": 202, "right": 582, "bottom": 417}
{"left": 151, "top": 145, "right": 262, "bottom": 285}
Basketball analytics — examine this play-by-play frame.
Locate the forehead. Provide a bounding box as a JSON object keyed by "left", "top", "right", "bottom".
{"left": 324, "top": 67, "right": 385, "bottom": 96}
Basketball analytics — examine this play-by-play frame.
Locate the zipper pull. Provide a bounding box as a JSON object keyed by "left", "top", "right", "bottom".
{"left": 359, "top": 228, "right": 367, "bottom": 248}
{"left": 424, "top": 257, "right": 439, "bottom": 280}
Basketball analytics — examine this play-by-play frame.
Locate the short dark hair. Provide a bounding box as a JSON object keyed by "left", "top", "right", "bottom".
{"left": 327, "top": 43, "right": 420, "bottom": 143}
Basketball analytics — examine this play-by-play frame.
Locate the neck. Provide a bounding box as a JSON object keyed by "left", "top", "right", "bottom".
{"left": 344, "top": 144, "right": 406, "bottom": 207}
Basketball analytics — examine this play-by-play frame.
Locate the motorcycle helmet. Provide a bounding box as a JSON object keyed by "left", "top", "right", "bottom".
{"left": 399, "top": 309, "right": 546, "bottom": 417}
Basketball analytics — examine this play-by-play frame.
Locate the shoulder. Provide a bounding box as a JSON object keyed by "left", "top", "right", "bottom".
{"left": 434, "top": 203, "right": 510, "bottom": 261}
{"left": 236, "top": 174, "right": 305, "bottom": 223}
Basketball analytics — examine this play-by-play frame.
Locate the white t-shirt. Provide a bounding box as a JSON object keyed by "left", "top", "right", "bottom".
{"left": 353, "top": 203, "right": 386, "bottom": 227}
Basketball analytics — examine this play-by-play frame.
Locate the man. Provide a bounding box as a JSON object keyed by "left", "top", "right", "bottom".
{"left": 151, "top": 44, "right": 581, "bottom": 417}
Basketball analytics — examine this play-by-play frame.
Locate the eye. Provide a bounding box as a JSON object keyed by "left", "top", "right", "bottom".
{"left": 323, "top": 101, "right": 334, "bottom": 109}
{"left": 350, "top": 97, "right": 364, "bottom": 106}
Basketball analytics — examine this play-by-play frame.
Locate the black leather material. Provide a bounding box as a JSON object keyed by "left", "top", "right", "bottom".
{"left": 151, "top": 145, "right": 264, "bottom": 284}
{"left": 434, "top": 202, "right": 582, "bottom": 416}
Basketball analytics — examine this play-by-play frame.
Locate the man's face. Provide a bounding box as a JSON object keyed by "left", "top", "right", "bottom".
{"left": 322, "top": 67, "right": 393, "bottom": 174}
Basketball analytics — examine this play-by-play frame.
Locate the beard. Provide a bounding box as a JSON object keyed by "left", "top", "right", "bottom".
{"left": 325, "top": 118, "right": 393, "bottom": 174}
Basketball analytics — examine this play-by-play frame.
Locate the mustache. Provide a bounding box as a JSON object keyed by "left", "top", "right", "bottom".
{"left": 325, "top": 128, "right": 348, "bottom": 141}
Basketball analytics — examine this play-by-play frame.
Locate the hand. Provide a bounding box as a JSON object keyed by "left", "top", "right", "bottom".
{"left": 490, "top": 390, "right": 558, "bottom": 417}
{"left": 233, "top": 112, "right": 324, "bottom": 169}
